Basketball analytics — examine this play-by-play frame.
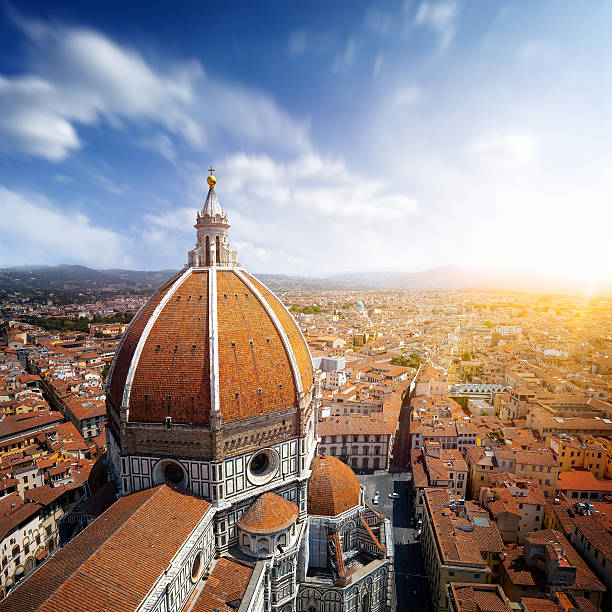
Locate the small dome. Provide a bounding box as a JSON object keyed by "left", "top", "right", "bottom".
{"left": 236, "top": 492, "right": 298, "bottom": 534}
{"left": 308, "top": 454, "right": 360, "bottom": 516}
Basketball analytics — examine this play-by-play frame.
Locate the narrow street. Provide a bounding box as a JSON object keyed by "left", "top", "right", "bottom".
{"left": 357, "top": 471, "right": 431, "bottom": 612}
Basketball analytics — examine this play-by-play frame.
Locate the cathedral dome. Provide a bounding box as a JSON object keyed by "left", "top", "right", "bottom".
{"left": 107, "top": 268, "right": 312, "bottom": 427}
{"left": 106, "top": 174, "right": 313, "bottom": 440}
{"left": 307, "top": 454, "right": 361, "bottom": 516}
{"left": 236, "top": 492, "right": 298, "bottom": 534}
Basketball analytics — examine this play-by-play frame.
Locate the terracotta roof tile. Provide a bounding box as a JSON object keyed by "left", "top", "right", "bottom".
{"left": 108, "top": 272, "right": 180, "bottom": 410}
{"left": 0, "top": 485, "right": 211, "bottom": 612}
{"left": 236, "top": 492, "right": 297, "bottom": 534}
{"left": 191, "top": 557, "right": 253, "bottom": 612}
{"left": 108, "top": 268, "right": 313, "bottom": 427}
{"left": 308, "top": 454, "right": 360, "bottom": 516}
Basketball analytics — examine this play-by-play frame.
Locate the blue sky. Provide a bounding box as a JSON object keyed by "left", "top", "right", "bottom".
{"left": 1, "top": 1, "right": 611, "bottom": 281}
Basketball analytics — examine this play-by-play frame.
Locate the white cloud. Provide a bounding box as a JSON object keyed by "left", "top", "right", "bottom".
{"left": 392, "top": 85, "right": 426, "bottom": 106}
{"left": 0, "top": 185, "right": 130, "bottom": 268}
{"left": 414, "top": 1, "right": 460, "bottom": 51}
{"left": 373, "top": 53, "right": 384, "bottom": 77}
{"left": 332, "top": 39, "right": 357, "bottom": 74}
{"left": 287, "top": 30, "right": 336, "bottom": 57}
{"left": 0, "top": 15, "right": 310, "bottom": 161}
{"left": 364, "top": 8, "right": 393, "bottom": 38}
{"left": 54, "top": 173, "right": 73, "bottom": 183}
{"left": 517, "top": 41, "right": 560, "bottom": 63}
{"left": 288, "top": 31, "right": 308, "bottom": 56}
{"left": 467, "top": 131, "right": 536, "bottom": 167}
{"left": 138, "top": 133, "right": 177, "bottom": 161}
{"left": 221, "top": 152, "right": 419, "bottom": 222}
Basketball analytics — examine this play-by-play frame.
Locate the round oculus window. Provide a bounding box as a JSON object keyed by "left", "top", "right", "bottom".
{"left": 247, "top": 448, "right": 279, "bottom": 485}
{"left": 153, "top": 459, "right": 187, "bottom": 488}
{"left": 191, "top": 551, "right": 203, "bottom": 582}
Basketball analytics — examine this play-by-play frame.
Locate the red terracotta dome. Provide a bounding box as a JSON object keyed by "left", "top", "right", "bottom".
{"left": 107, "top": 267, "right": 313, "bottom": 426}
{"left": 236, "top": 492, "right": 298, "bottom": 534}
{"left": 307, "top": 454, "right": 361, "bottom": 516}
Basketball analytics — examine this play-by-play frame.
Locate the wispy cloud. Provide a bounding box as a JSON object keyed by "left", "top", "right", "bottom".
{"left": 392, "top": 85, "right": 426, "bottom": 106}
{"left": 364, "top": 7, "right": 394, "bottom": 38}
{"left": 54, "top": 173, "right": 72, "bottom": 183}
{"left": 0, "top": 13, "right": 311, "bottom": 161}
{"left": 467, "top": 131, "right": 536, "bottom": 167}
{"left": 287, "top": 29, "right": 336, "bottom": 57}
{"left": 0, "top": 185, "right": 130, "bottom": 267}
{"left": 332, "top": 39, "right": 357, "bottom": 74}
{"left": 138, "top": 132, "right": 177, "bottom": 161}
{"left": 221, "top": 152, "right": 419, "bottom": 222}
{"left": 517, "top": 41, "right": 560, "bottom": 63}
{"left": 414, "top": 1, "right": 460, "bottom": 51}
{"left": 373, "top": 53, "right": 384, "bottom": 77}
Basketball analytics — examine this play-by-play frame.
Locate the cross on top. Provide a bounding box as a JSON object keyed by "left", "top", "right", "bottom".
{"left": 208, "top": 165, "right": 215, "bottom": 175}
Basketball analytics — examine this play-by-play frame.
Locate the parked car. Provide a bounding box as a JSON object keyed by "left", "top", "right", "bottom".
{"left": 373, "top": 491, "right": 380, "bottom": 504}
{"left": 388, "top": 492, "right": 400, "bottom": 499}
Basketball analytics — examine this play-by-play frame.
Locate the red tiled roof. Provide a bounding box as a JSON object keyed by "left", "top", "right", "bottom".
{"left": 236, "top": 492, "right": 298, "bottom": 534}
{"left": 0, "top": 484, "right": 211, "bottom": 612}
{"left": 244, "top": 272, "right": 313, "bottom": 394}
{"left": 558, "top": 469, "right": 612, "bottom": 492}
{"left": 308, "top": 454, "right": 360, "bottom": 516}
{"left": 191, "top": 557, "right": 253, "bottom": 612}
{"left": 107, "top": 272, "right": 180, "bottom": 411}
{"left": 108, "top": 269, "right": 312, "bottom": 426}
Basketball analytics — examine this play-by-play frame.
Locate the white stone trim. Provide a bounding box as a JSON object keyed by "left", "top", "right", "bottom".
{"left": 239, "top": 269, "right": 314, "bottom": 393}
{"left": 209, "top": 268, "right": 221, "bottom": 412}
{"left": 235, "top": 269, "right": 303, "bottom": 395}
{"left": 105, "top": 270, "right": 184, "bottom": 395}
{"left": 122, "top": 268, "right": 193, "bottom": 413}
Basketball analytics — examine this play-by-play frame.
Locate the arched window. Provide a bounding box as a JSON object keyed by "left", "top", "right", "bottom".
{"left": 242, "top": 534, "right": 250, "bottom": 547}
{"left": 342, "top": 528, "right": 351, "bottom": 552}
{"left": 323, "top": 591, "right": 342, "bottom": 612}
{"left": 205, "top": 236, "right": 210, "bottom": 266}
{"left": 363, "top": 446, "right": 369, "bottom": 455}
{"left": 278, "top": 533, "right": 287, "bottom": 547}
{"left": 361, "top": 592, "right": 370, "bottom": 612}
{"left": 374, "top": 446, "right": 381, "bottom": 455}
{"left": 257, "top": 538, "right": 269, "bottom": 553}
{"left": 216, "top": 236, "right": 220, "bottom": 264}
{"left": 361, "top": 457, "right": 368, "bottom": 469}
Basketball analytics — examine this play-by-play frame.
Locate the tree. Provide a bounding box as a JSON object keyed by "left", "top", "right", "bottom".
{"left": 461, "top": 350, "right": 472, "bottom": 361}
{"left": 391, "top": 352, "right": 423, "bottom": 369}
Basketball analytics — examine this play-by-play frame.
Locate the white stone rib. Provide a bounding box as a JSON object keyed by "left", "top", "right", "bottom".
{"left": 209, "top": 268, "right": 221, "bottom": 412}
{"left": 105, "top": 272, "right": 182, "bottom": 395}
{"left": 235, "top": 268, "right": 303, "bottom": 395}
{"left": 122, "top": 268, "right": 193, "bottom": 413}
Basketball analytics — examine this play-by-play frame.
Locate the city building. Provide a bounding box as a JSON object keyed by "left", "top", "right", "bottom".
{"left": 421, "top": 488, "right": 503, "bottom": 612}
{"left": 1, "top": 173, "right": 395, "bottom": 611}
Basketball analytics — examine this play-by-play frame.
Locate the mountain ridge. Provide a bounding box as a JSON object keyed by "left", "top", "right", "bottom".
{"left": 0, "top": 264, "right": 609, "bottom": 293}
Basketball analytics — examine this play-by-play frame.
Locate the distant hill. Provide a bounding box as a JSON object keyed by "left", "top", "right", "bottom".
{"left": 1, "top": 264, "right": 609, "bottom": 293}
{"left": 0, "top": 265, "right": 178, "bottom": 290}
{"left": 331, "top": 266, "right": 612, "bottom": 292}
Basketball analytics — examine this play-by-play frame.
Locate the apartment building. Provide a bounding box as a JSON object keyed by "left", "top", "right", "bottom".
{"left": 421, "top": 488, "right": 503, "bottom": 611}
{"left": 550, "top": 435, "right": 608, "bottom": 479}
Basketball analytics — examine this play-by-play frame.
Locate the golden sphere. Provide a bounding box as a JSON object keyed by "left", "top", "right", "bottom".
{"left": 207, "top": 175, "right": 216, "bottom": 187}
